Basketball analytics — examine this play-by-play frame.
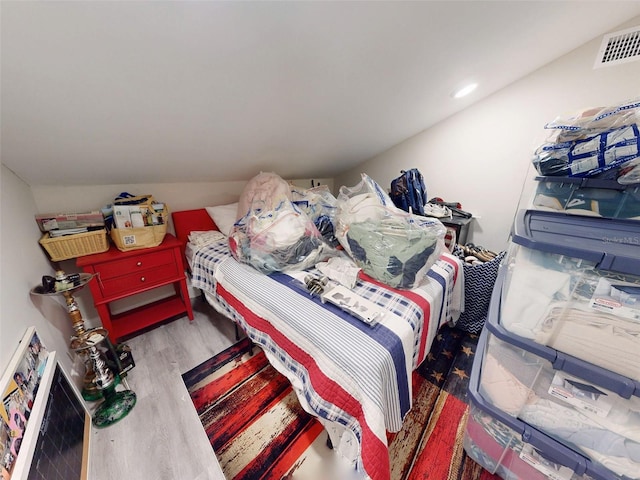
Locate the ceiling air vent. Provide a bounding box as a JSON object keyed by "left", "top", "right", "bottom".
{"left": 594, "top": 25, "right": 640, "bottom": 68}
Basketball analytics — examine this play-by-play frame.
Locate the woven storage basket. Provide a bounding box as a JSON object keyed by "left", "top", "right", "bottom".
{"left": 109, "top": 203, "right": 169, "bottom": 252}
{"left": 452, "top": 246, "right": 506, "bottom": 334}
{"left": 39, "top": 229, "right": 110, "bottom": 261}
{"left": 110, "top": 223, "right": 167, "bottom": 252}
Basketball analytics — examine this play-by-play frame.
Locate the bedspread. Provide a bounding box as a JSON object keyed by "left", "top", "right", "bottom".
{"left": 190, "top": 238, "right": 463, "bottom": 480}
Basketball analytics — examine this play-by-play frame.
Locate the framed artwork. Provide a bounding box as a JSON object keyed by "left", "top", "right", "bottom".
{"left": 1, "top": 328, "right": 50, "bottom": 480}
{"left": 0, "top": 327, "right": 89, "bottom": 480}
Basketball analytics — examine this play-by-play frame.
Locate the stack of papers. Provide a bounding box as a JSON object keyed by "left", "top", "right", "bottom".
{"left": 48, "top": 228, "right": 90, "bottom": 237}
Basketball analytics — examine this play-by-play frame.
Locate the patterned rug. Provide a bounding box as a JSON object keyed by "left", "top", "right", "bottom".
{"left": 182, "top": 324, "right": 500, "bottom": 480}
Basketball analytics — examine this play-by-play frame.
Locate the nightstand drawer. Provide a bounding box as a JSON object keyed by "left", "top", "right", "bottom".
{"left": 94, "top": 250, "right": 175, "bottom": 279}
{"left": 99, "top": 262, "right": 179, "bottom": 297}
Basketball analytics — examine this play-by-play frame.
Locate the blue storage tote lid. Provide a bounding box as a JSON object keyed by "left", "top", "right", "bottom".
{"left": 511, "top": 209, "right": 640, "bottom": 275}
{"left": 488, "top": 266, "right": 640, "bottom": 399}
{"left": 469, "top": 328, "right": 633, "bottom": 480}
{"left": 535, "top": 175, "right": 630, "bottom": 190}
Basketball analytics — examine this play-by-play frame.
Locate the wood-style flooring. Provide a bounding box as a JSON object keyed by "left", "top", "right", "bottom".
{"left": 87, "top": 298, "right": 482, "bottom": 480}
{"left": 88, "top": 298, "right": 234, "bottom": 480}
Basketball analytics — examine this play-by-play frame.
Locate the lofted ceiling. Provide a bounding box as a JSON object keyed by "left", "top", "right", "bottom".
{"left": 2, "top": 1, "right": 640, "bottom": 187}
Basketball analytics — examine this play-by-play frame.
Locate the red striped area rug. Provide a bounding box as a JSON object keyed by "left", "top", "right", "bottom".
{"left": 182, "top": 325, "right": 500, "bottom": 480}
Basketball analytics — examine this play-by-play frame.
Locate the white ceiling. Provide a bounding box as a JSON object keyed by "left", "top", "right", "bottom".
{"left": 3, "top": 1, "right": 640, "bottom": 187}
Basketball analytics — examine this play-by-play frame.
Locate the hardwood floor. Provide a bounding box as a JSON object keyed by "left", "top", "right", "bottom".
{"left": 88, "top": 297, "right": 236, "bottom": 480}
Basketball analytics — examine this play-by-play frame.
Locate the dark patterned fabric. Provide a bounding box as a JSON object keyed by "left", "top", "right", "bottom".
{"left": 417, "top": 323, "right": 480, "bottom": 401}
{"left": 454, "top": 248, "right": 506, "bottom": 334}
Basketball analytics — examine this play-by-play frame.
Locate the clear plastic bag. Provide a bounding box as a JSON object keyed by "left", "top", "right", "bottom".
{"left": 335, "top": 174, "right": 445, "bottom": 289}
{"left": 291, "top": 185, "right": 339, "bottom": 247}
{"left": 229, "top": 173, "right": 336, "bottom": 273}
{"left": 533, "top": 98, "right": 640, "bottom": 179}
{"left": 544, "top": 99, "right": 640, "bottom": 140}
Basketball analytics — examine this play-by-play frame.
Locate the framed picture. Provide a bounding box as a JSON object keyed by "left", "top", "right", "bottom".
{"left": 1, "top": 327, "right": 50, "bottom": 480}
{"left": 0, "top": 327, "right": 89, "bottom": 480}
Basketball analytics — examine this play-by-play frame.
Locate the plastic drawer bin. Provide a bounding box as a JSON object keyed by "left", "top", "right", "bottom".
{"left": 499, "top": 209, "right": 640, "bottom": 382}
{"left": 476, "top": 320, "right": 640, "bottom": 479}
{"left": 530, "top": 176, "right": 640, "bottom": 220}
{"left": 467, "top": 329, "right": 636, "bottom": 480}
{"left": 465, "top": 404, "right": 595, "bottom": 480}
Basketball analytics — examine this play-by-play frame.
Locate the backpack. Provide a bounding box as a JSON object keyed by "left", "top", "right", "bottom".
{"left": 390, "top": 169, "right": 428, "bottom": 216}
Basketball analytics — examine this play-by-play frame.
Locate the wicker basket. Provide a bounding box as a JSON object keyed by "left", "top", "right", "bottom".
{"left": 39, "top": 229, "right": 110, "bottom": 261}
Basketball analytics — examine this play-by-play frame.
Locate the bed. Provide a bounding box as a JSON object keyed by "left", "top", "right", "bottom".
{"left": 172, "top": 207, "right": 465, "bottom": 480}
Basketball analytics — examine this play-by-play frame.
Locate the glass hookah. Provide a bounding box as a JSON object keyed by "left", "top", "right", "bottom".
{"left": 31, "top": 270, "right": 136, "bottom": 427}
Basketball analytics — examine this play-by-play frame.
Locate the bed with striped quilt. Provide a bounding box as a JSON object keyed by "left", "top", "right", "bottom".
{"left": 189, "top": 237, "right": 463, "bottom": 480}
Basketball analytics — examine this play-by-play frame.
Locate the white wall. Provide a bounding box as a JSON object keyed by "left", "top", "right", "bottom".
{"left": 29, "top": 177, "right": 335, "bottom": 215}
{"left": 0, "top": 165, "right": 78, "bottom": 379}
{"left": 336, "top": 16, "right": 640, "bottom": 251}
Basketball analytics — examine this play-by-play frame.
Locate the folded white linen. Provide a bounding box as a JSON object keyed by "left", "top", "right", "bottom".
{"left": 188, "top": 230, "right": 226, "bottom": 247}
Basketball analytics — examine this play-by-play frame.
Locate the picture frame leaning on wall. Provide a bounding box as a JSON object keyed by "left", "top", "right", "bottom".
{"left": 0, "top": 327, "right": 52, "bottom": 480}
{"left": 0, "top": 327, "right": 88, "bottom": 480}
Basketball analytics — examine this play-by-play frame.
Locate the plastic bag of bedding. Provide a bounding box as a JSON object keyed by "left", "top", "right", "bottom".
{"left": 290, "top": 185, "right": 339, "bottom": 247}
{"left": 533, "top": 98, "right": 640, "bottom": 178}
{"left": 229, "top": 172, "right": 336, "bottom": 273}
{"left": 335, "top": 173, "right": 446, "bottom": 289}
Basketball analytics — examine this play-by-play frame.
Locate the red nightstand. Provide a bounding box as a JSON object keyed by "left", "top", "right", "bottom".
{"left": 77, "top": 233, "right": 194, "bottom": 343}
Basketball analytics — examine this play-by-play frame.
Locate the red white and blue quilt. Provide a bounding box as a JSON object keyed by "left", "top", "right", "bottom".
{"left": 190, "top": 238, "right": 463, "bottom": 480}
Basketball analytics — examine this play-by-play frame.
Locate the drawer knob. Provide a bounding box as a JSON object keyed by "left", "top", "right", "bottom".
{"left": 137, "top": 261, "right": 142, "bottom": 267}
{"left": 140, "top": 277, "right": 145, "bottom": 282}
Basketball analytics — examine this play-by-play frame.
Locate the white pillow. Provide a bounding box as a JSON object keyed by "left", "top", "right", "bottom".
{"left": 205, "top": 203, "right": 239, "bottom": 236}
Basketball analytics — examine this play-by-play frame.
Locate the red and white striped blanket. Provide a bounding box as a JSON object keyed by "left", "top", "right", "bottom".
{"left": 190, "top": 238, "right": 463, "bottom": 480}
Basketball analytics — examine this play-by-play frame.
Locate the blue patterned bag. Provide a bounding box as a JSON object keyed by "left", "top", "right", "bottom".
{"left": 453, "top": 247, "right": 506, "bottom": 334}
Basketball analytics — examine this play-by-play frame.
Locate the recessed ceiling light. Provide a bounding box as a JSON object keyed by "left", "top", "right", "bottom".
{"left": 451, "top": 83, "right": 478, "bottom": 99}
